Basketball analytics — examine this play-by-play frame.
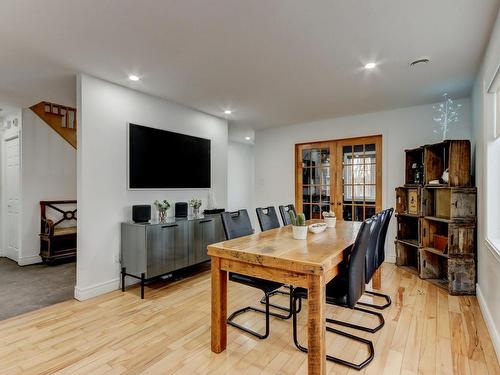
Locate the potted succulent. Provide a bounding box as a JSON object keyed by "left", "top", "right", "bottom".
{"left": 289, "top": 211, "right": 308, "bottom": 240}
{"left": 189, "top": 198, "right": 202, "bottom": 218}
{"left": 154, "top": 200, "right": 170, "bottom": 222}
{"left": 322, "top": 211, "right": 337, "bottom": 228}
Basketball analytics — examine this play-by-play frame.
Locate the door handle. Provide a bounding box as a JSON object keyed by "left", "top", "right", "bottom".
{"left": 161, "top": 224, "right": 178, "bottom": 228}
{"left": 199, "top": 220, "right": 213, "bottom": 224}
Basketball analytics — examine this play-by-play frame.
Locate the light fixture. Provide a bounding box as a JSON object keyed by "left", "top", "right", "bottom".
{"left": 128, "top": 75, "right": 140, "bottom": 81}
{"left": 245, "top": 136, "right": 251, "bottom": 141}
{"left": 224, "top": 110, "right": 232, "bottom": 115}
{"left": 364, "top": 62, "right": 377, "bottom": 70}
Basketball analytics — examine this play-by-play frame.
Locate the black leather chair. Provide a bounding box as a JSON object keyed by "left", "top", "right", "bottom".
{"left": 221, "top": 209, "right": 289, "bottom": 339}
{"left": 278, "top": 204, "right": 296, "bottom": 226}
{"left": 256, "top": 206, "right": 281, "bottom": 231}
{"left": 358, "top": 208, "right": 394, "bottom": 310}
{"left": 325, "top": 213, "right": 384, "bottom": 333}
{"left": 291, "top": 219, "right": 377, "bottom": 370}
{"left": 256, "top": 206, "right": 300, "bottom": 318}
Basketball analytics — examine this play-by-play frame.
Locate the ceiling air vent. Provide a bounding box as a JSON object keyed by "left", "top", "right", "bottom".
{"left": 409, "top": 57, "right": 430, "bottom": 67}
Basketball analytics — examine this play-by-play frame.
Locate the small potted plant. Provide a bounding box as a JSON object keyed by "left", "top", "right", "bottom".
{"left": 322, "top": 211, "right": 336, "bottom": 228}
{"left": 289, "top": 211, "right": 308, "bottom": 240}
{"left": 189, "top": 198, "right": 202, "bottom": 218}
{"left": 154, "top": 200, "right": 170, "bottom": 222}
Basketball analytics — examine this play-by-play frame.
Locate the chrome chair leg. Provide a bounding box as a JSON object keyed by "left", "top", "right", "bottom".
{"left": 326, "top": 306, "right": 385, "bottom": 333}
{"left": 228, "top": 291, "right": 293, "bottom": 339}
{"left": 291, "top": 296, "right": 375, "bottom": 370}
{"left": 259, "top": 285, "right": 302, "bottom": 319}
{"left": 357, "top": 290, "right": 392, "bottom": 310}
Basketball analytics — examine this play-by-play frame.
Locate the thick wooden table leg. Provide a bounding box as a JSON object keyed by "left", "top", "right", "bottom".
{"left": 372, "top": 268, "right": 381, "bottom": 290}
{"left": 211, "top": 256, "right": 227, "bottom": 353}
{"left": 307, "top": 274, "right": 326, "bottom": 375}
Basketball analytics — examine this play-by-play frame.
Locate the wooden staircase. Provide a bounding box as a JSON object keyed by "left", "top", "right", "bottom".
{"left": 30, "top": 101, "right": 77, "bottom": 149}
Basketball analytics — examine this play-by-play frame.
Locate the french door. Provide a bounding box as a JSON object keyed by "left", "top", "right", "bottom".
{"left": 295, "top": 135, "right": 382, "bottom": 221}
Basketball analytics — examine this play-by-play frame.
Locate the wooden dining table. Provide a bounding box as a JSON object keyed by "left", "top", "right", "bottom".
{"left": 208, "top": 219, "right": 381, "bottom": 375}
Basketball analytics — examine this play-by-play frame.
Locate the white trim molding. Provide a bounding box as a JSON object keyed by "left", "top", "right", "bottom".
{"left": 74, "top": 278, "right": 120, "bottom": 301}
{"left": 17, "top": 254, "right": 42, "bottom": 266}
{"left": 476, "top": 283, "right": 500, "bottom": 364}
{"left": 486, "top": 238, "right": 500, "bottom": 263}
{"left": 385, "top": 254, "right": 396, "bottom": 263}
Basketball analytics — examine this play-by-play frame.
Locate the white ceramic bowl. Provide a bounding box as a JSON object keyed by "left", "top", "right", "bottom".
{"left": 308, "top": 222, "right": 327, "bottom": 234}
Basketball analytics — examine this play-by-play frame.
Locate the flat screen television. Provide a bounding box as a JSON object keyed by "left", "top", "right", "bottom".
{"left": 128, "top": 123, "right": 211, "bottom": 189}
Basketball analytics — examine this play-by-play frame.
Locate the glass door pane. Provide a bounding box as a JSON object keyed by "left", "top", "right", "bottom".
{"left": 338, "top": 140, "right": 380, "bottom": 222}
{"left": 300, "top": 145, "right": 331, "bottom": 220}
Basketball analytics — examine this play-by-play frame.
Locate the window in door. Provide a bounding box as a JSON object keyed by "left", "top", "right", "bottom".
{"left": 297, "top": 143, "right": 333, "bottom": 220}
{"left": 340, "top": 141, "right": 380, "bottom": 221}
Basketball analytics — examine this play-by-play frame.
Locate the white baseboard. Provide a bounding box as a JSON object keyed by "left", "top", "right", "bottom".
{"left": 385, "top": 254, "right": 396, "bottom": 263}
{"left": 17, "top": 254, "right": 42, "bottom": 266}
{"left": 74, "top": 278, "right": 120, "bottom": 301}
{"left": 476, "top": 283, "right": 500, "bottom": 364}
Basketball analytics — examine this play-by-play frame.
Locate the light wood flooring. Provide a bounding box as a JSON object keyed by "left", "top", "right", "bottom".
{"left": 0, "top": 263, "right": 498, "bottom": 375}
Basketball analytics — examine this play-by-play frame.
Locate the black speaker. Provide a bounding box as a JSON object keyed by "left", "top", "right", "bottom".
{"left": 175, "top": 202, "right": 188, "bottom": 218}
{"left": 132, "top": 205, "right": 151, "bottom": 223}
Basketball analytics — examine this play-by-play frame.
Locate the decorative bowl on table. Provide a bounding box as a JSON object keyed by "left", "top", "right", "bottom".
{"left": 308, "top": 222, "right": 327, "bottom": 234}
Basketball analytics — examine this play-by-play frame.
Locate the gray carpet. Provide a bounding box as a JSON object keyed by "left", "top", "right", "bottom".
{"left": 0, "top": 257, "right": 76, "bottom": 321}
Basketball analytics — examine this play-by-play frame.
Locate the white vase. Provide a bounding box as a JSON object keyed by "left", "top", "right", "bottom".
{"left": 292, "top": 225, "right": 308, "bottom": 240}
{"left": 193, "top": 207, "right": 200, "bottom": 218}
{"left": 325, "top": 217, "right": 337, "bottom": 228}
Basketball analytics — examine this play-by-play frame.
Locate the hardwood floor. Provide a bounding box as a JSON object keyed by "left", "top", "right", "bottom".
{"left": 0, "top": 263, "right": 498, "bottom": 375}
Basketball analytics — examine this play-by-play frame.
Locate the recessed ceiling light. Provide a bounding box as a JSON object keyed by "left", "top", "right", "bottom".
{"left": 224, "top": 110, "right": 232, "bottom": 115}
{"left": 128, "top": 75, "right": 140, "bottom": 81}
{"left": 245, "top": 136, "right": 251, "bottom": 141}
{"left": 364, "top": 62, "right": 377, "bottom": 70}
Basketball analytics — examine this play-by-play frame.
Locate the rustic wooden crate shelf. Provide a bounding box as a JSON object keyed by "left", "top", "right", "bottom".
{"left": 424, "top": 216, "right": 453, "bottom": 223}
{"left": 421, "top": 246, "right": 449, "bottom": 258}
{"left": 396, "top": 186, "right": 423, "bottom": 217}
{"left": 404, "top": 147, "right": 424, "bottom": 186}
{"left": 423, "top": 140, "right": 471, "bottom": 187}
{"left": 396, "top": 238, "right": 420, "bottom": 248}
{"left": 422, "top": 218, "right": 475, "bottom": 257}
{"left": 397, "top": 213, "right": 422, "bottom": 218}
{"left": 395, "top": 240, "right": 420, "bottom": 274}
{"left": 422, "top": 186, "right": 476, "bottom": 222}
{"left": 396, "top": 215, "right": 422, "bottom": 246}
{"left": 396, "top": 139, "right": 476, "bottom": 295}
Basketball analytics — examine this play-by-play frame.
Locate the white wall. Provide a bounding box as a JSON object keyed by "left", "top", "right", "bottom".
{"left": 227, "top": 141, "right": 256, "bottom": 227}
{"left": 472, "top": 9, "right": 500, "bottom": 362}
{"left": 19, "top": 109, "right": 76, "bottom": 265}
{"left": 254, "top": 99, "right": 473, "bottom": 262}
{"left": 76, "top": 74, "right": 228, "bottom": 300}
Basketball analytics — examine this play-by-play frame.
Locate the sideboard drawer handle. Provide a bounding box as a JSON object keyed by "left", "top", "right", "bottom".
{"left": 200, "top": 220, "right": 213, "bottom": 224}
{"left": 162, "top": 224, "right": 178, "bottom": 228}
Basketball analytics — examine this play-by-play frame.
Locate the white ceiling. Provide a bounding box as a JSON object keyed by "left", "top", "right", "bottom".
{"left": 0, "top": 0, "right": 498, "bottom": 129}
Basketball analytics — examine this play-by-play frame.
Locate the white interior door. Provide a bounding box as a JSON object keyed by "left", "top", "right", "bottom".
{"left": 4, "top": 136, "right": 20, "bottom": 261}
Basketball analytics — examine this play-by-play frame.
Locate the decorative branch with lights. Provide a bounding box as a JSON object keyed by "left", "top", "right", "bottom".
{"left": 433, "top": 93, "right": 462, "bottom": 141}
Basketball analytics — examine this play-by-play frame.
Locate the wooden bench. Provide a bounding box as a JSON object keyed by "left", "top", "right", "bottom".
{"left": 40, "top": 200, "right": 77, "bottom": 264}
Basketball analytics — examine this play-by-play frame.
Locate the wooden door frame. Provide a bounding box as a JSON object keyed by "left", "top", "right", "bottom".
{"left": 295, "top": 135, "right": 382, "bottom": 220}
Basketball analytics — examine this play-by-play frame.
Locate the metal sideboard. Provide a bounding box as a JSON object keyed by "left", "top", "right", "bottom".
{"left": 121, "top": 214, "right": 225, "bottom": 298}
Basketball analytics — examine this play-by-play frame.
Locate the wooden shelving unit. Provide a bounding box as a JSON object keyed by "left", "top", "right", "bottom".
{"left": 423, "top": 140, "right": 471, "bottom": 187}
{"left": 395, "top": 140, "right": 476, "bottom": 295}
